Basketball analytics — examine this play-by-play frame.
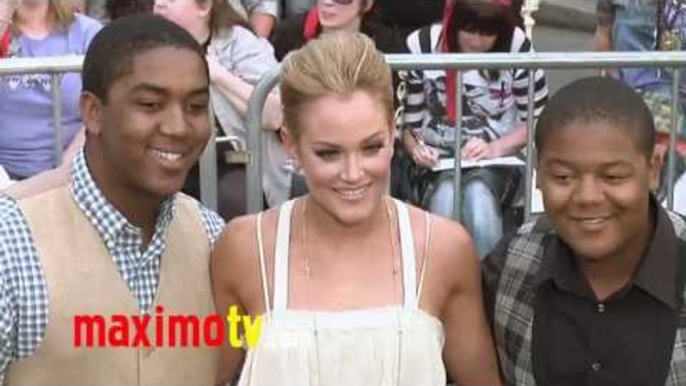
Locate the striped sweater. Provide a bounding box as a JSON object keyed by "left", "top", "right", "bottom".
{"left": 399, "top": 24, "right": 548, "bottom": 155}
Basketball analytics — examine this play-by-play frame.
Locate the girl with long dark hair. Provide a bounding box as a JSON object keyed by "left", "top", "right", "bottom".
{"left": 400, "top": 0, "right": 549, "bottom": 257}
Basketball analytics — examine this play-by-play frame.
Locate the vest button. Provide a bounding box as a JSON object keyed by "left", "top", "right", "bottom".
{"left": 591, "top": 362, "right": 602, "bottom": 372}
{"left": 597, "top": 303, "right": 605, "bottom": 313}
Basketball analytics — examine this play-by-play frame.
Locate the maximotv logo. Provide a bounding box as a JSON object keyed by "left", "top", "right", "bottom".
{"left": 73, "top": 306, "right": 262, "bottom": 349}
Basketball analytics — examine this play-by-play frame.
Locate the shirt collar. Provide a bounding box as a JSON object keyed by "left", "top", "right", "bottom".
{"left": 633, "top": 197, "right": 678, "bottom": 309}
{"left": 535, "top": 234, "right": 590, "bottom": 296}
{"left": 69, "top": 150, "right": 176, "bottom": 250}
{"left": 536, "top": 196, "right": 678, "bottom": 309}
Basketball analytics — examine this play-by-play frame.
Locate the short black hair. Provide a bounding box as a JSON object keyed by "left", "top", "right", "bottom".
{"left": 447, "top": 0, "right": 516, "bottom": 54}
{"left": 446, "top": 0, "right": 517, "bottom": 81}
{"left": 82, "top": 14, "right": 207, "bottom": 102}
{"left": 535, "top": 76, "right": 655, "bottom": 159}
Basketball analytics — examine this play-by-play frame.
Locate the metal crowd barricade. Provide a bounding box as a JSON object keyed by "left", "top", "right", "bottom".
{"left": 3, "top": 52, "right": 685, "bottom": 219}
{"left": 243, "top": 51, "right": 686, "bottom": 220}
{"left": 244, "top": 66, "right": 281, "bottom": 213}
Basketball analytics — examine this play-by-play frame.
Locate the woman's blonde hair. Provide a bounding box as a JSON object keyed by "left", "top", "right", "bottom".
{"left": 48, "top": 1, "right": 76, "bottom": 31}
{"left": 280, "top": 31, "right": 393, "bottom": 138}
{"left": 11, "top": 1, "right": 75, "bottom": 33}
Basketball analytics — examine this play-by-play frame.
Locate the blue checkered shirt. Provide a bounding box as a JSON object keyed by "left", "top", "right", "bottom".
{"left": 0, "top": 151, "right": 225, "bottom": 381}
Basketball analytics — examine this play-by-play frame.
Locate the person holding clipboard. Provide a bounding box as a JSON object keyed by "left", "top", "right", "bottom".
{"left": 399, "top": 0, "right": 548, "bottom": 257}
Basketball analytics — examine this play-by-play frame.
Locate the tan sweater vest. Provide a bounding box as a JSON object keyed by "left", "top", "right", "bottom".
{"left": 5, "top": 186, "right": 220, "bottom": 385}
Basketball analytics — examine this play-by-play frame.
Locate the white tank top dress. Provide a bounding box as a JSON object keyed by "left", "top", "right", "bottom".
{"left": 238, "top": 198, "right": 446, "bottom": 386}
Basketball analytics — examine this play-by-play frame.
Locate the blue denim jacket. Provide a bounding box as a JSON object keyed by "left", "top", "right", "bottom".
{"left": 609, "top": 0, "right": 665, "bottom": 90}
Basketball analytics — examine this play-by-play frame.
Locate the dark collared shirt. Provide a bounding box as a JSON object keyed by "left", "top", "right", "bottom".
{"left": 532, "top": 202, "right": 683, "bottom": 386}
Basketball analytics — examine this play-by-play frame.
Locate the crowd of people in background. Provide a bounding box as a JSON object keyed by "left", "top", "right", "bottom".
{"left": 596, "top": 0, "right": 686, "bottom": 201}
{"left": 0, "top": 1, "right": 100, "bottom": 181}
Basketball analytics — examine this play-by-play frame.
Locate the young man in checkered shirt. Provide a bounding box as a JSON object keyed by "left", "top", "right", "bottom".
{"left": 0, "top": 14, "right": 225, "bottom": 385}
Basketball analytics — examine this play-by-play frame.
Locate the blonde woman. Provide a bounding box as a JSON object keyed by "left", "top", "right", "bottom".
{"left": 211, "top": 32, "right": 502, "bottom": 386}
{"left": 0, "top": 0, "right": 101, "bottom": 180}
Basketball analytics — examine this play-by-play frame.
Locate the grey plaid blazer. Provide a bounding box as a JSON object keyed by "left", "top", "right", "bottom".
{"left": 483, "top": 210, "right": 686, "bottom": 386}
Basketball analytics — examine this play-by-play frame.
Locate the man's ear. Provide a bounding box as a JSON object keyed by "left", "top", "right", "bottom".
{"left": 534, "top": 154, "right": 543, "bottom": 188}
{"left": 649, "top": 144, "right": 665, "bottom": 191}
{"left": 280, "top": 126, "right": 301, "bottom": 166}
{"left": 80, "top": 91, "right": 104, "bottom": 137}
{"left": 535, "top": 169, "right": 541, "bottom": 189}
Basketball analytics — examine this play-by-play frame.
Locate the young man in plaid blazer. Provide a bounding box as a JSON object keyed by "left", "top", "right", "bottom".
{"left": 483, "top": 76, "right": 686, "bottom": 386}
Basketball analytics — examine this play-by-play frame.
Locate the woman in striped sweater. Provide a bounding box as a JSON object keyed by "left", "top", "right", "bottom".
{"left": 399, "top": 0, "right": 548, "bottom": 258}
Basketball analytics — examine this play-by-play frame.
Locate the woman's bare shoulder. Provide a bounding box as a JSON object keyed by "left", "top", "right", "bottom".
{"left": 405, "top": 204, "right": 479, "bottom": 283}
{"left": 211, "top": 207, "right": 280, "bottom": 280}
{"left": 405, "top": 203, "right": 474, "bottom": 250}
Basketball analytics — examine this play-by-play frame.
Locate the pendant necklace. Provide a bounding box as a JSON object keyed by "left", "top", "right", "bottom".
{"left": 301, "top": 197, "right": 404, "bottom": 386}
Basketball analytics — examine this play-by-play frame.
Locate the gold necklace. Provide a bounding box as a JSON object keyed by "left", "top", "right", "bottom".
{"left": 300, "top": 197, "right": 403, "bottom": 385}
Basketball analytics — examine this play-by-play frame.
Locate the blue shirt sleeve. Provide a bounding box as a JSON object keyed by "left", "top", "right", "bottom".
{"left": 0, "top": 194, "right": 49, "bottom": 379}
{"left": 196, "top": 202, "right": 226, "bottom": 247}
{"left": 0, "top": 272, "right": 14, "bottom": 384}
{"left": 0, "top": 197, "right": 19, "bottom": 382}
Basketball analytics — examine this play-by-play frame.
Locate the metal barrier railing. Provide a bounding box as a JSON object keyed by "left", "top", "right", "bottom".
{"left": 244, "top": 66, "right": 281, "bottom": 213}
{"left": 2, "top": 51, "right": 685, "bottom": 220}
{"left": 244, "top": 51, "right": 686, "bottom": 221}
{"left": 0, "top": 56, "right": 82, "bottom": 167}
{"left": 0, "top": 55, "right": 227, "bottom": 211}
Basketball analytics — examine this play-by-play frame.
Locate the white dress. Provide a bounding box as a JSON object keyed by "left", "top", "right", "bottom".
{"left": 238, "top": 199, "right": 447, "bottom": 386}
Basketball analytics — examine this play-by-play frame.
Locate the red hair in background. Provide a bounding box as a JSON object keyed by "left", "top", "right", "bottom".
{"left": 0, "top": 30, "right": 10, "bottom": 58}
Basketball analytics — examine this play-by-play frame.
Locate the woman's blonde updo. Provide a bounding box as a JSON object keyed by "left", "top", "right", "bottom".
{"left": 280, "top": 31, "right": 393, "bottom": 138}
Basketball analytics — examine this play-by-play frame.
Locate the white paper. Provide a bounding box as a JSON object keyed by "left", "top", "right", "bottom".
{"left": 530, "top": 171, "right": 545, "bottom": 214}
{"left": 675, "top": 172, "right": 686, "bottom": 216}
{"left": 432, "top": 156, "right": 526, "bottom": 172}
{"left": 0, "top": 166, "right": 14, "bottom": 190}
